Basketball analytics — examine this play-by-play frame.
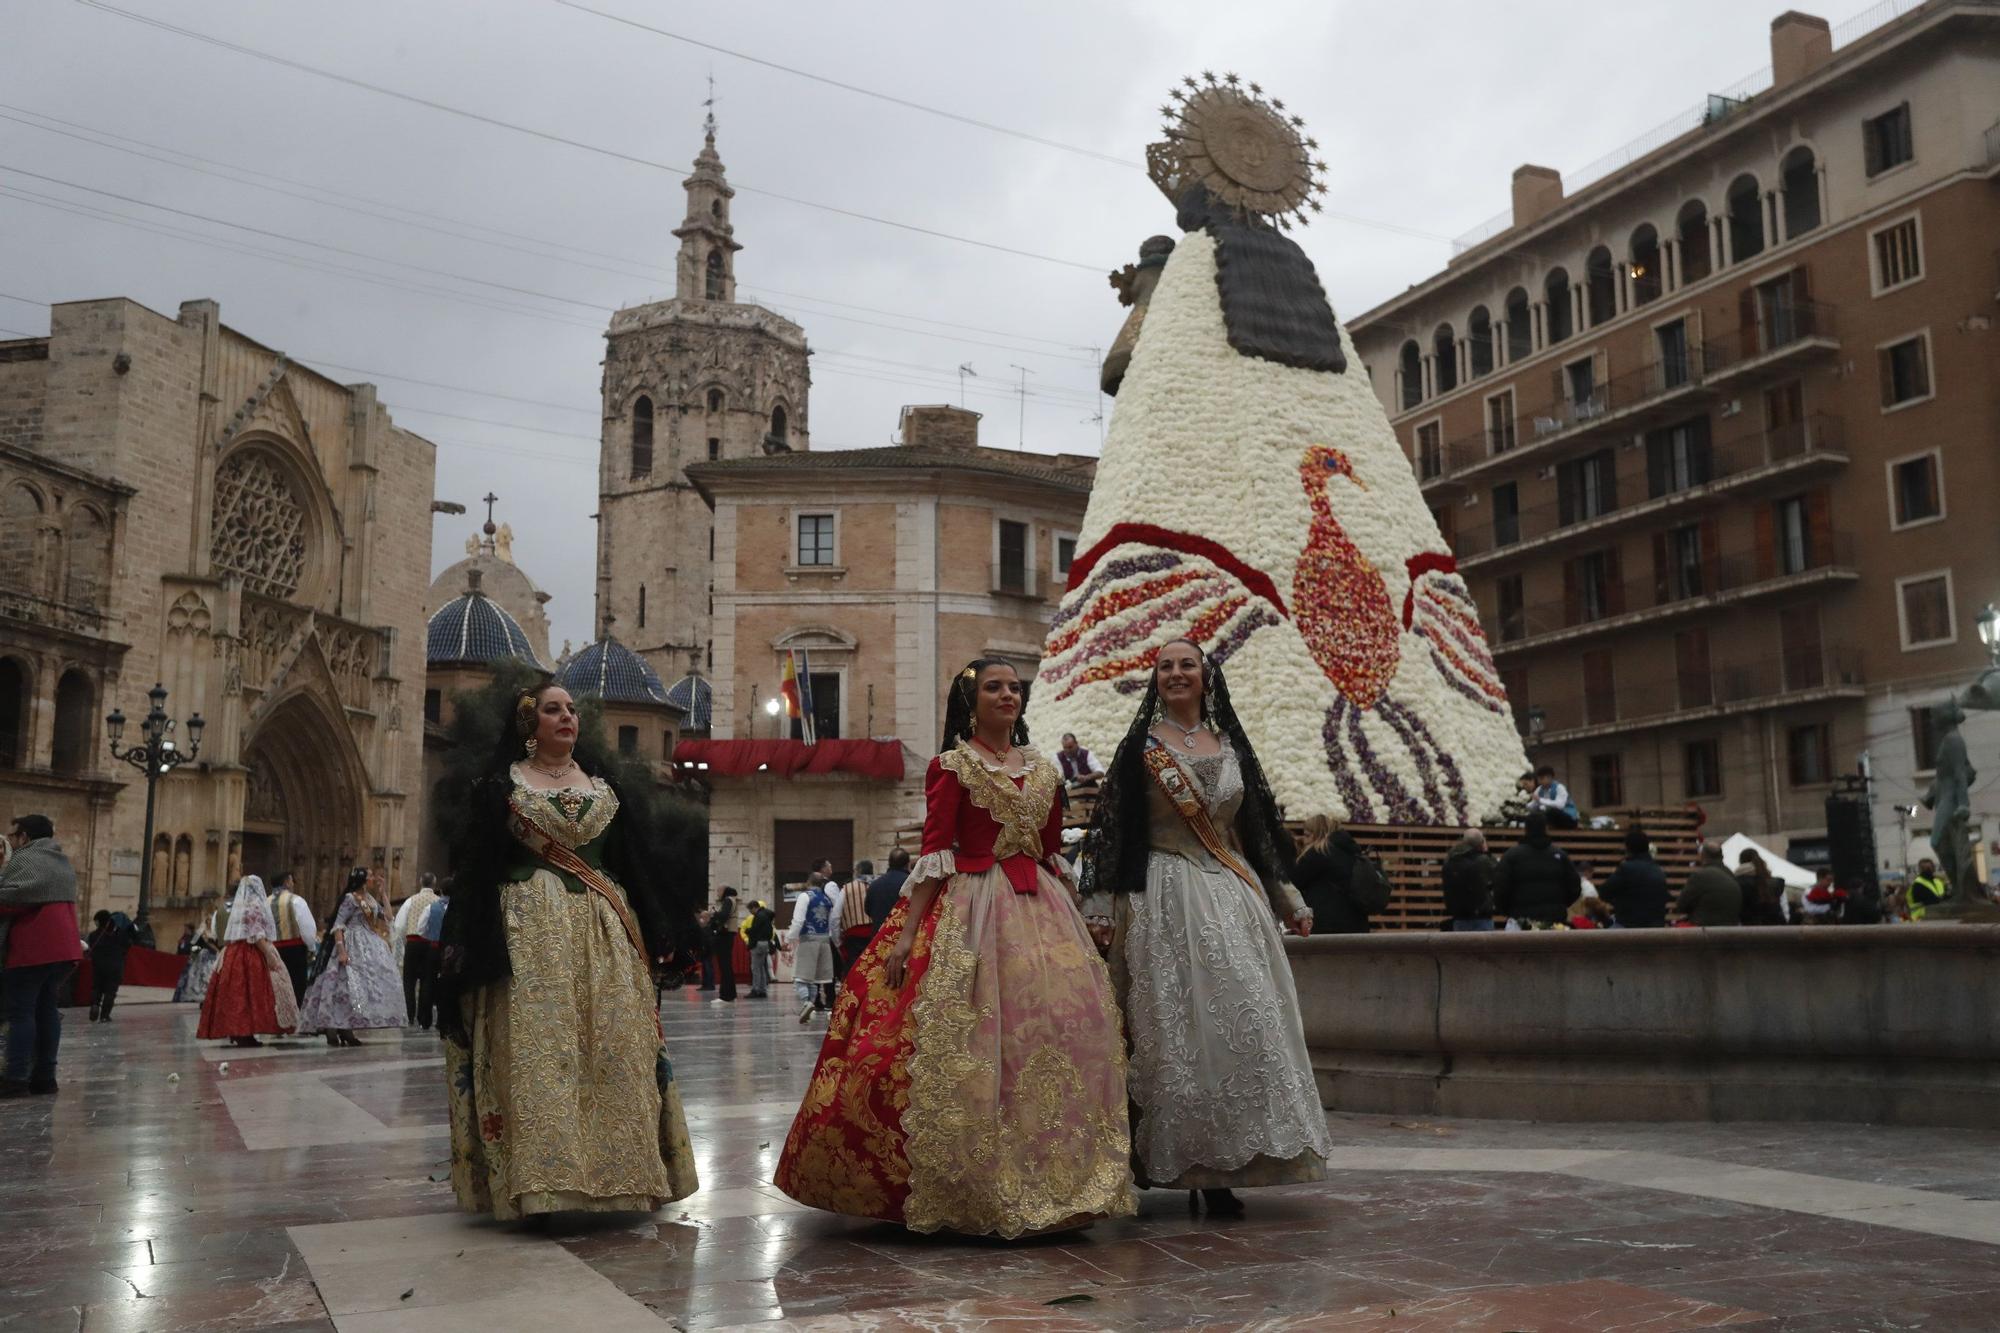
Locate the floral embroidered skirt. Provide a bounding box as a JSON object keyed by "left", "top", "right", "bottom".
{"left": 1110, "top": 852, "right": 1333, "bottom": 1191}
{"left": 445, "top": 869, "right": 699, "bottom": 1219}
{"left": 774, "top": 864, "right": 1135, "bottom": 1238}
{"left": 196, "top": 942, "right": 294, "bottom": 1039}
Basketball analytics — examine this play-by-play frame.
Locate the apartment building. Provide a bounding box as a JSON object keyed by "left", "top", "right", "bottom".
{"left": 1349, "top": 3, "right": 2000, "bottom": 872}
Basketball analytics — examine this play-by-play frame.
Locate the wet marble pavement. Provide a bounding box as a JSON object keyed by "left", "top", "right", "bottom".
{"left": 3, "top": 991, "right": 1998, "bottom": 1331}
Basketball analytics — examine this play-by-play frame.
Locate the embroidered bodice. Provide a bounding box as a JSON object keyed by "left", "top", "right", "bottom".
{"left": 914, "top": 742, "right": 1070, "bottom": 894}
{"left": 506, "top": 766, "right": 619, "bottom": 891}
{"left": 1144, "top": 738, "right": 1305, "bottom": 920}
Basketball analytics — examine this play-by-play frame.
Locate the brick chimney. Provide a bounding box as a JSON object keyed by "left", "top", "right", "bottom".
{"left": 899, "top": 404, "right": 981, "bottom": 449}
{"left": 1771, "top": 11, "right": 1832, "bottom": 89}
{"left": 1512, "top": 165, "right": 1564, "bottom": 229}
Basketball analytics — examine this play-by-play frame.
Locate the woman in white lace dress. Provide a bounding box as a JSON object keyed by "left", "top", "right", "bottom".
{"left": 1082, "top": 639, "right": 1333, "bottom": 1216}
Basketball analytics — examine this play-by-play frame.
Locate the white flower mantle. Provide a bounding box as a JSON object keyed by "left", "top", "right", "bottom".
{"left": 1026, "top": 229, "right": 1528, "bottom": 823}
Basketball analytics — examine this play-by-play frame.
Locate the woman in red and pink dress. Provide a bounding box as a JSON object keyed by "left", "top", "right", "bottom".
{"left": 774, "top": 658, "right": 1133, "bottom": 1238}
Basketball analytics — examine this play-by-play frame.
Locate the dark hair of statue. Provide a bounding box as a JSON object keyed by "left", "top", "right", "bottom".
{"left": 1174, "top": 184, "right": 1347, "bottom": 374}
{"left": 1081, "top": 641, "right": 1295, "bottom": 897}
{"left": 429, "top": 662, "right": 707, "bottom": 1035}
{"left": 937, "top": 657, "right": 1031, "bottom": 754}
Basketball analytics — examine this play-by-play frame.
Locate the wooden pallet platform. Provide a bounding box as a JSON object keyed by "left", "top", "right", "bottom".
{"left": 894, "top": 804, "right": 1707, "bottom": 932}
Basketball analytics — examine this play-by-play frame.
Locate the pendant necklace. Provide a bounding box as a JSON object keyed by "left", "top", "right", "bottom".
{"left": 1160, "top": 716, "right": 1204, "bottom": 751}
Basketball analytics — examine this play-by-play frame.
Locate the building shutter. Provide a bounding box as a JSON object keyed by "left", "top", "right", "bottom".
{"left": 1805, "top": 490, "right": 1834, "bottom": 568}
{"left": 1604, "top": 547, "right": 1626, "bottom": 615}
{"left": 1754, "top": 505, "right": 1776, "bottom": 580}
{"left": 1652, "top": 531, "right": 1671, "bottom": 604}
{"left": 1699, "top": 516, "right": 1721, "bottom": 592}
{"left": 1563, "top": 560, "right": 1581, "bottom": 626}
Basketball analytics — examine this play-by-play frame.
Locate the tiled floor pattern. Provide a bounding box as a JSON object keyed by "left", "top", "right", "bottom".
{"left": 2, "top": 991, "right": 1996, "bottom": 1330}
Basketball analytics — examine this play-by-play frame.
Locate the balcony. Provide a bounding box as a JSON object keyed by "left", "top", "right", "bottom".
{"left": 1427, "top": 354, "right": 1719, "bottom": 493}
{"left": 1456, "top": 415, "right": 1846, "bottom": 566}
{"left": 1701, "top": 299, "right": 1841, "bottom": 391}
{"left": 1492, "top": 533, "right": 1858, "bottom": 655}
{"left": 1520, "top": 646, "right": 1865, "bottom": 746}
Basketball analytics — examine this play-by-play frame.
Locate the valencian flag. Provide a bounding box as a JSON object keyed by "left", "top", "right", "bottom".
{"left": 779, "top": 652, "right": 803, "bottom": 728}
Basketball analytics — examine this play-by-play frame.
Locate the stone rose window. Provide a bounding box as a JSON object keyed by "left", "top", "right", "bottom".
{"left": 211, "top": 449, "right": 309, "bottom": 599}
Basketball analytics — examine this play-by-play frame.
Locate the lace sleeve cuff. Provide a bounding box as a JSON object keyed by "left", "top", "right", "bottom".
{"left": 908, "top": 850, "right": 956, "bottom": 889}
{"left": 1271, "top": 879, "right": 1308, "bottom": 921}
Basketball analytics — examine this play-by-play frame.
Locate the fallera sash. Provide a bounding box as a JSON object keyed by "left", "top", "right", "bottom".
{"left": 507, "top": 808, "right": 647, "bottom": 961}
{"left": 1142, "top": 744, "right": 1260, "bottom": 894}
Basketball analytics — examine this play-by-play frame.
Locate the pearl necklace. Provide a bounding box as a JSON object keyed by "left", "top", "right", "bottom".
{"left": 1159, "top": 715, "right": 1205, "bottom": 750}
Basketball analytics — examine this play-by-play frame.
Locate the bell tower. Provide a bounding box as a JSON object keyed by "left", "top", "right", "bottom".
{"left": 673, "top": 104, "right": 740, "bottom": 303}
{"left": 595, "top": 105, "right": 812, "bottom": 687}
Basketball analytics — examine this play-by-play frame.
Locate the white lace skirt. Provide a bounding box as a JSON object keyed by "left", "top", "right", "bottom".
{"left": 1120, "top": 851, "right": 1334, "bottom": 1189}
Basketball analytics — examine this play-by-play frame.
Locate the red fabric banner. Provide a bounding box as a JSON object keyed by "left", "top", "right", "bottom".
{"left": 674, "top": 738, "right": 906, "bottom": 781}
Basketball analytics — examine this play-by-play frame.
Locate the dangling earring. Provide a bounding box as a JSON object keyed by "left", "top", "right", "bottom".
{"left": 523, "top": 735, "right": 539, "bottom": 758}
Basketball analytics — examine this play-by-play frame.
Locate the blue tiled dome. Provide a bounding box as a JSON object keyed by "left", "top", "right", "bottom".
{"left": 664, "top": 671, "right": 712, "bottom": 731}
{"left": 426, "top": 591, "right": 539, "bottom": 667}
{"left": 557, "top": 637, "right": 668, "bottom": 705}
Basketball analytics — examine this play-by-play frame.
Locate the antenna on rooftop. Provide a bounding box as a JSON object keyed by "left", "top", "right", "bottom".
{"left": 1008, "top": 364, "right": 1035, "bottom": 450}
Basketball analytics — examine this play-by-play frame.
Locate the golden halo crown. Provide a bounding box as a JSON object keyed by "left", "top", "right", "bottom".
{"left": 1149, "top": 73, "right": 1327, "bottom": 230}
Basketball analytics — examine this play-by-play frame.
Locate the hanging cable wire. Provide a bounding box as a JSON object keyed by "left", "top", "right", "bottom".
{"left": 64, "top": 0, "right": 1113, "bottom": 272}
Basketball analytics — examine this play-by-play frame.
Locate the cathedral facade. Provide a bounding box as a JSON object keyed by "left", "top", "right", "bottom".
{"left": 0, "top": 297, "right": 435, "bottom": 927}
{"left": 597, "top": 122, "right": 812, "bottom": 683}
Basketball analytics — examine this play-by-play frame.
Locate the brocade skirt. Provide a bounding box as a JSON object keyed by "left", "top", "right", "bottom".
{"left": 773, "top": 863, "right": 1134, "bottom": 1238}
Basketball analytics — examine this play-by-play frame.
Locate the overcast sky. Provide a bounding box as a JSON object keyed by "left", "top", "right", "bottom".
{"left": 4, "top": 0, "right": 1825, "bottom": 650}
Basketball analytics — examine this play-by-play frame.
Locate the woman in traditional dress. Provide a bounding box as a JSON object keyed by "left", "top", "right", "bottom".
{"left": 435, "top": 681, "right": 699, "bottom": 1221}
{"left": 196, "top": 875, "right": 300, "bottom": 1047}
{"left": 774, "top": 658, "right": 1133, "bottom": 1238}
{"left": 173, "top": 904, "right": 224, "bottom": 1004}
{"left": 1082, "top": 639, "right": 1334, "bottom": 1217}
{"left": 299, "top": 868, "right": 407, "bottom": 1046}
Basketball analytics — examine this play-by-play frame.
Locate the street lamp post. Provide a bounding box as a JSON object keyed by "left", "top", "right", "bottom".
{"left": 106, "top": 682, "right": 204, "bottom": 927}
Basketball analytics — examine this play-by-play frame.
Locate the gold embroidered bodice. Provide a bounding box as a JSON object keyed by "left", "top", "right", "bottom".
{"left": 938, "top": 742, "right": 1060, "bottom": 862}
{"left": 508, "top": 765, "right": 618, "bottom": 867}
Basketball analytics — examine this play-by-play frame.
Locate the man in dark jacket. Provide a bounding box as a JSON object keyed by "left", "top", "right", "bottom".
{"left": 1495, "top": 812, "right": 1580, "bottom": 927}
{"left": 86, "top": 909, "right": 134, "bottom": 1021}
{"left": 1677, "top": 841, "right": 1744, "bottom": 926}
{"left": 1441, "top": 830, "right": 1496, "bottom": 931}
{"left": 865, "top": 848, "right": 910, "bottom": 927}
{"left": 1601, "top": 827, "right": 1670, "bottom": 928}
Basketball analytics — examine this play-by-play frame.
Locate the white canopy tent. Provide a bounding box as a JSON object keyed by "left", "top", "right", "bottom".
{"left": 1720, "top": 833, "right": 1816, "bottom": 889}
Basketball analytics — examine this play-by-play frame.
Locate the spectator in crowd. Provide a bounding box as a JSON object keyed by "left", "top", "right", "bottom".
{"left": 1802, "top": 868, "right": 1846, "bottom": 923}
{"left": 706, "top": 887, "right": 740, "bottom": 1004}
{"left": 863, "top": 848, "right": 910, "bottom": 937}
{"left": 1530, "top": 766, "right": 1580, "bottom": 829}
{"left": 0, "top": 814, "right": 84, "bottom": 1097}
{"left": 1677, "top": 841, "right": 1744, "bottom": 926}
{"left": 1440, "top": 830, "right": 1496, "bottom": 931}
{"left": 1734, "top": 850, "right": 1784, "bottom": 925}
{"left": 786, "top": 873, "right": 838, "bottom": 1021}
{"left": 837, "top": 860, "right": 876, "bottom": 977}
{"left": 745, "top": 898, "right": 777, "bottom": 998}
{"left": 1601, "top": 828, "right": 1669, "bottom": 928}
{"left": 1909, "top": 857, "right": 1948, "bottom": 921}
{"left": 86, "top": 909, "right": 135, "bottom": 1021}
{"left": 1495, "top": 812, "right": 1580, "bottom": 927}
{"left": 1056, "top": 733, "right": 1106, "bottom": 796}
{"left": 1567, "top": 894, "right": 1616, "bottom": 929}
{"left": 1292, "top": 814, "right": 1374, "bottom": 934}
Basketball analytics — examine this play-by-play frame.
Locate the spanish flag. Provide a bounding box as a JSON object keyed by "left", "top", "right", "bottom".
{"left": 779, "top": 652, "right": 803, "bottom": 723}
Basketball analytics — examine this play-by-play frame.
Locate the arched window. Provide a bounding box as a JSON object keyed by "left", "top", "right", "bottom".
{"left": 1398, "top": 340, "right": 1422, "bottom": 410}
{"left": 1503, "top": 287, "right": 1532, "bottom": 361}
{"left": 0, "top": 483, "right": 43, "bottom": 595}
{"left": 1726, "top": 174, "right": 1764, "bottom": 262}
{"left": 705, "top": 249, "right": 726, "bottom": 300}
{"left": 1677, "top": 200, "right": 1712, "bottom": 282}
{"left": 710, "top": 199, "right": 721, "bottom": 219}
{"left": 630, "top": 396, "right": 654, "bottom": 478}
{"left": 1545, "top": 268, "right": 1573, "bottom": 344}
{"left": 1585, "top": 246, "right": 1617, "bottom": 326}
{"left": 63, "top": 506, "right": 109, "bottom": 609}
{"left": 1467, "top": 306, "right": 1493, "bottom": 378}
{"left": 1780, "top": 146, "right": 1821, "bottom": 238}
{"left": 0, "top": 657, "right": 26, "bottom": 769}
{"left": 706, "top": 387, "right": 724, "bottom": 414}
{"left": 51, "top": 669, "right": 91, "bottom": 774}
{"left": 768, "top": 403, "right": 788, "bottom": 446}
{"left": 1629, "top": 225, "right": 1662, "bottom": 307}
{"left": 1432, "top": 324, "right": 1458, "bottom": 394}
